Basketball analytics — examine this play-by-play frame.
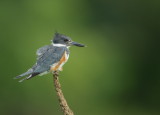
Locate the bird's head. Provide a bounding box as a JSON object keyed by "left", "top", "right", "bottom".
{"left": 52, "top": 32, "right": 85, "bottom": 47}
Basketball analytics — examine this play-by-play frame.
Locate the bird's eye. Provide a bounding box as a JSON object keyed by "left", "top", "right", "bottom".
{"left": 64, "top": 39, "right": 69, "bottom": 42}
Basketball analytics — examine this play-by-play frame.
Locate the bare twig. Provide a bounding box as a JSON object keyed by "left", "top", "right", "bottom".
{"left": 53, "top": 71, "right": 74, "bottom": 115}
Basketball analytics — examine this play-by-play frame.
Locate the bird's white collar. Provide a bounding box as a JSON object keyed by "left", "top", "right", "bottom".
{"left": 52, "top": 43, "right": 70, "bottom": 48}
{"left": 52, "top": 43, "right": 66, "bottom": 47}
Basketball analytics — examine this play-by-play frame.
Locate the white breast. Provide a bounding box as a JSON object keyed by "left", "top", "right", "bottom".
{"left": 50, "top": 51, "right": 69, "bottom": 71}
{"left": 58, "top": 52, "right": 69, "bottom": 71}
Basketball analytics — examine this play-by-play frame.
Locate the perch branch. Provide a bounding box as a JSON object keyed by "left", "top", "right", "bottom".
{"left": 53, "top": 71, "right": 74, "bottom": 115}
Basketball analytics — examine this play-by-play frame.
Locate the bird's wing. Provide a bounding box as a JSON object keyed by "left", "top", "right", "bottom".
{"left": 15, "top": 45, "right": 66, "bottom": 82}
{"left": 36, "top": 45, "right": 52, "bottom": 59}
{"left": 33, "top": 46, "right": 66, "bottom": 73}
{"left": 14, "top": 45, "right": 52, "bottom": 80}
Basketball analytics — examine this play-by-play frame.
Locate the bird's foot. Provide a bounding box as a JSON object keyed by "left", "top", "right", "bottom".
{"left": 53, "top": 71, "right": 59, "bottom": 76}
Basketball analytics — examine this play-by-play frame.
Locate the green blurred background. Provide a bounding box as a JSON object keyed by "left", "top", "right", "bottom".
{"left": 0, "top": 0, "right": 160, "bottom": 115}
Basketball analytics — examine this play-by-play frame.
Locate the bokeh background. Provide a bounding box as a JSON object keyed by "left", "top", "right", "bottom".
{"left": 0, "top": 0, "right": 160, "bottom": 115}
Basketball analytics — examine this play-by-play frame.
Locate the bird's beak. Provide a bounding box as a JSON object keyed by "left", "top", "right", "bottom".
{"left": 71, "top": 41, "right": 85, "bottom": 47}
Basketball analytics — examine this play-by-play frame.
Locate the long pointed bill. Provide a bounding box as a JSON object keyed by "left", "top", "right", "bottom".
{"left": 71, "top": 41, "right": 85, "bottom": 47}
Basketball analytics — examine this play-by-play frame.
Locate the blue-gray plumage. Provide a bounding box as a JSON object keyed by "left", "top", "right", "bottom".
{"left": 15, "top": 33, "right": 85, "bottom": 82}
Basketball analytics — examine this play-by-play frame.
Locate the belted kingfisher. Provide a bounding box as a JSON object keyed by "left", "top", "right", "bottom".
{"left": 15, "top": 33, "right": 85, "bottom": 82}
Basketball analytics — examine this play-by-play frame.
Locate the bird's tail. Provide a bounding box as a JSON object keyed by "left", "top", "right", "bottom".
{"left": 14, "top": 69, "right": 33, "bottom": 80}
{"left": 17, "top": 73, "right": 40, "bottom": 82}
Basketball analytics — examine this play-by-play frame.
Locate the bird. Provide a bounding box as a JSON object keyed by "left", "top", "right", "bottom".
{"left": 15, "top": 32, "right": 85, "bottom": 82}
